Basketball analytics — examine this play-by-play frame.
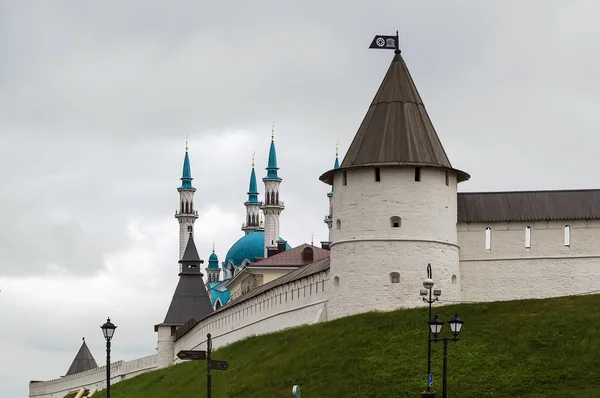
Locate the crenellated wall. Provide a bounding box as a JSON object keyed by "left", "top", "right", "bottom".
{"left": 173, "top": 269, "right": 329, "bottom": 361}
{"left": 459, "top": 220, "right": 600, "bottom": 302}
{"left": 29, "top": 354, "right": 157, "bottom": 398}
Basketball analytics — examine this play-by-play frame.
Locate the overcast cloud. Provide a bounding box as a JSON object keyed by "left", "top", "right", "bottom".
{"left": 1, "top": 1, "right": 599, "bottom": 396}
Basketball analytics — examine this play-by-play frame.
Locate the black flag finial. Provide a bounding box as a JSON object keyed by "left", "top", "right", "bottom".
{"left": 369, "top": 31, "right": 400, "bottom": 53}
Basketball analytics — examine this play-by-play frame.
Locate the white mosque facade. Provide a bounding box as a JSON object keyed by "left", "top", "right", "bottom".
{"left": 29, "top": 48, "right": 600, "bottom": 397}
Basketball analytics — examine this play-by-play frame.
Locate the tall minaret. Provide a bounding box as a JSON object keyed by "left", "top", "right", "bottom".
{"left": 174, "top": 137, "right": 199, "bottom": 259}
{"left": 323, "top": 143, "right": 340, "bottom": 243}
{"left": 242, "top": 153, "right": 261, "bottom": 235}
{"left": 261, "top": 124, "right": 285, "bottom": 256}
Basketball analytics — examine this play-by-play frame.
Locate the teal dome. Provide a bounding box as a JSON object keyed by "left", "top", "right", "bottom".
{"left": 208, "top": 252, "right": 219, "bottom": 269}
{"left": 224, "top": 230, "right": 291, "bottom": 267}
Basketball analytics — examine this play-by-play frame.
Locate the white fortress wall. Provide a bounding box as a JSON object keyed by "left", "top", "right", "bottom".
{"left": 173, "top": 268, "right": 329, "bottom": 362}
{"left": 29, "top": 354, "right": 158, "bottom": 398}
{"left": 459, "top": 220, "right": 600, "bottom": 302}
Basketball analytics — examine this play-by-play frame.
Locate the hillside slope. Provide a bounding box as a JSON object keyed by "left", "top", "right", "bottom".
{"left": 94, "top": 294, "right": 600, "bottom": 397}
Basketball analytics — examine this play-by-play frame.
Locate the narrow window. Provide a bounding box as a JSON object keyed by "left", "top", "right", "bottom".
{"left": 343, "top": 171, "right": 347, "bottom": 186}
{"left": 390, "top": 216, "right": 401, "bottom": 228}
{"left": 389, "top": 272, "right": 400, "bottom": 284}
{"left": 415, "top": 167, "right": 421, "bottom": 182}
{"left": 336, "top": 219, "right": 341, "bottom": 231}
{"left": 525, "top": 226, "right": 531, "bottom": 249}
{"left": 564, "top": 225, "right": 571, "bottom": 248}
{"left": 445, "top": 171, "right": 449, "bottom": 186}
{"left": 485, "top": 227, "right": 491, "bottom": 250}
{"left": 334, "top": 276, "right": 340, "bottom": 287}
{"left": 452, "top": 275, "right": 457, "bottom": 285}
{"left": 375, "top": 167, "right": 381, "bottom": 182}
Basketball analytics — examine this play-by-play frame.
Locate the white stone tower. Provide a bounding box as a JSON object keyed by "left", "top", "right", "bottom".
{"left": 319, "top": 49, "right": 470, "bottom": 320}
{"left": 261, "top": 125, "right": 285, "bottom": 256}
{"left": 174, "top": 138, "right": 199, "bottom": 259}
{"left": 242, "top": 153, "right": 261, "bottom": 235}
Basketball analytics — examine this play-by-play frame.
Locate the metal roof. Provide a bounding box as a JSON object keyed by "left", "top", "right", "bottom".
{"left": 248, "top": 244, "right": 330, "bottom": 267}
{"left": 320, "top": 51, "right": 469, "bottom": 184}
{"left": 457, "top": 189, "right": 600, "bottom": 222}
{"left": 64, "top": 339, "right": 98, "bottom": 376}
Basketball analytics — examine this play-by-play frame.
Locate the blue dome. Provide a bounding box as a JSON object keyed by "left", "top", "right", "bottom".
{"left": 224, "top": 230, "right": 291, "bottom": 267}
{"left": 208, "top": 252, "right": 219, "bottom": 268}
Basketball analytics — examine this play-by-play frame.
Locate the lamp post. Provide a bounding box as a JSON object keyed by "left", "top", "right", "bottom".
{"left": 101, "top": 318, "right": 117, "bottom": 398}
{"left": 428, "top": 313, "right": 465, "bottom": 398}
{"left": 420, "top": 263, "right": 441, "bottom": 396}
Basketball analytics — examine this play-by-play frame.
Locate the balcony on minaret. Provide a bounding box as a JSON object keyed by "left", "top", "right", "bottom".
{"left": 324, "top": 214, "right": 332, "bottom": 223}
{"left": 175, "top": 209, "right": 199, "bottom": 217}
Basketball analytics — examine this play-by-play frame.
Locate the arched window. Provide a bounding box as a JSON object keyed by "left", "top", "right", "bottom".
{"left": 190, "top": 201, "right": 194, "bottom": 212}
{"left": 343, "top": 171, "right": 347, "bottom": 186}
{"left": 276, "top": 192, "right": 279, "bottom": 204}
{"left": 452, "top": 275, "right": 457, "bottom": 285}
{"left": 390, "top": 216, "right": 401, "bottom": 228}
{"left": 564, "top": 225, "right": 571, "bottom": 247}
{"left": 445, "top": 171, "right": 450, "bottom": 186}
{"left": 301, "top": 247, "right": 314, "bottom": 262}
{"left": 334, "top": 276, "right": 340, "bottom": 287}
{"left": 375, "top": 167, "right": 381, "bottom": 182}
{"left": 389, "top": 272, "right": 400, "bottom": 284}
{"left": 525, "top": 226, "right": 531, "bottom": 249}
{"left": 215, "top": 300, "right": 222, "bottom": 310}
{"left": 415, "top": 167, "right": 421, "bottom": 182}
{"left": 336, "top": 219, "right": 341, "bottom": 231}
{"left": 181, "top": 202, "right": 184, "bottom": 213}
{"left": 185, "top": 202, "right": 189, "bottom": 213}
{"left": 485, "top": 227, "right": 491, "bottom": 250}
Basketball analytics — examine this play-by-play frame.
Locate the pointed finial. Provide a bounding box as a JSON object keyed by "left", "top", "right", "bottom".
{"left": 82, "top": 337, "right": 85, "bottom": 341}
{"left": 259, "top": 214, "right": 264, "bottom": 229}
{"left": 252, "top": 151, "right": 255, "bottom": 168}
{"left": 336, "top": 141, "right": 339, "bottom": 158}
{"left": 185, "top": 134, "right": 189, "bottom": 152}
{"left": 311, "top": 233, "right": 314, "bottom": 246}
{"left": 271, "top": 122, "right": 275, "bottom": 141}
{"left": 212, "top": 241, "right": 215, "bottom": 253}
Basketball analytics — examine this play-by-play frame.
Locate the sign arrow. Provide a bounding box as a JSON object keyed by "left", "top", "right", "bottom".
{"left": 177, "top": 350, "right": 207, "bottom": 360}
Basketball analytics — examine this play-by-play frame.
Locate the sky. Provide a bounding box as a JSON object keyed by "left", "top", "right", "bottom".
{"left": 2, "top": 0, "right": 600, "bottom": 396}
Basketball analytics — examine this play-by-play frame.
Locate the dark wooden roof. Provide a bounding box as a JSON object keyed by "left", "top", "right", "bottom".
{"left": 457, "top": 189, "right": 600, "bottom": 223}
{"left": 64, "top": 339, "right": 98, "bottom": 376}
{"left": 320, "top": 51, "right": 469, "bottom": 184}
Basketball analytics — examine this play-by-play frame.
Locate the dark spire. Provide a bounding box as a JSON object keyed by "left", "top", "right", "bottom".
{"left": 156, "top": 234, "right": 213, "bottom": 328}
{"left": 64, "top": 339, "right": 98, "bottom": 376}
{"left": 320, "top": 51, "right": 469, "bottom": 184}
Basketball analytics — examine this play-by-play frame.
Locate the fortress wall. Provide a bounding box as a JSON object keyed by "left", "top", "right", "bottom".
{"left": 173, "top": 269, "right": 330, "bottom": 360}
{"left": 459, "top": 220, "right": 600, "bottom": 301}
{"left": 29, "top": 354, "right": 157, "bottom": 398}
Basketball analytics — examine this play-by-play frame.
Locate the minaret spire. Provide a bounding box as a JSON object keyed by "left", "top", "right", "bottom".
{"left": 261, "top": 124, "right": 285, "bottom": 256}
{"left": 242, "top": 152, "right": 261, "bottom": 235}
{"left": 175, "top": 138, "right": 199, "bottom": 260}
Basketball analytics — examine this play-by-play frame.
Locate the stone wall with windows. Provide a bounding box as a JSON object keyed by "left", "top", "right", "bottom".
{"left": 459, "top": 220, "right": 600, "bottom": 301}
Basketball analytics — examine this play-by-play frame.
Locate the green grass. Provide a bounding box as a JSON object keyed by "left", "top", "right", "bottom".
{"left": 93, "top": 294, "right": 600, "bottom": 397}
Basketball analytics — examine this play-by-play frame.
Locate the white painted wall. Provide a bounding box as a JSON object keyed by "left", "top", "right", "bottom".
{"left": 174, "top": 269, "right": 329, "bottom": 357}
{"left": 459, "top": 220, "right": 600, "bottom": 301}
{"left": 328, "top": 166, "right": 461, "bottom": 319}
{"left": 29, "top": 354, "right": 157, "bottom": 398}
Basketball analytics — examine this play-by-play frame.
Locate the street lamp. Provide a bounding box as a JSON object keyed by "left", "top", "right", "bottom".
{"left": 428, "top": 313, "right": 465, "bottom": 398}
{"left": 420, "top": 263, "right": 440, "bottom": 396}
{"left": 101, "top": 318, "right": 117, "bottom": 398}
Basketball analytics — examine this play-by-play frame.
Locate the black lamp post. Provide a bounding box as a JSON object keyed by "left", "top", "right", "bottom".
{"left": 428, "top": 313, "right": 465, "bottom": 398}
{"left": 420, "top": 263, "right": 441, "bottom": 396}
{"left": 101, "top": 318, "right": 117, "bottom": 398}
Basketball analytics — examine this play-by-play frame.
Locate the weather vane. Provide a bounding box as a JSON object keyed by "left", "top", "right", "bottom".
{"left": 369, "top": 31, "right": 400, "bottom": 53}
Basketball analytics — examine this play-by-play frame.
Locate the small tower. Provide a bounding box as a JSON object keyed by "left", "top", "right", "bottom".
{"left": 154, "top": 233, "right": 213, "bottom": 368}
{"left": 242, "top": 153, "right": 261, "bottom": 235}
{"left": 206, "top": 242, "right": 221, "bottom": 284}
{"left": 174, "top": 137, "right": 199, "bottom": 259}
{"left": 64, "top": 338, "right": 98, "bottom": 376}
{"left": 319, "top": 48, "right": 470, "bottom": 320}
{"left": 260, "top": 124, "right": 285, "bottom": 257}
{"left": 323, "top": 144, "right": 340, "bottom": 245}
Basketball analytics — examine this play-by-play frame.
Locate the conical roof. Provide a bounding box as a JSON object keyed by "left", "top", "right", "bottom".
{"left": 156, "top": 234, "right": 213, "bottom": 328}
{"left": 64, "top": 339, "right": 98, "bottom": 376}
{"left": 320, "top": 51, "right": 469, "bottom": 184}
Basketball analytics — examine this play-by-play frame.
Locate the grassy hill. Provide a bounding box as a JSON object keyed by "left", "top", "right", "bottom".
{"left": 93, "top": 294, "right": 600, "bottom": 397}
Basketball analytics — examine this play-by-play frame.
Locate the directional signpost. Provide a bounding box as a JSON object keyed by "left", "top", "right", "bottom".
{"left": 176, "top": 333, "right": 229, "bottom": 398}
